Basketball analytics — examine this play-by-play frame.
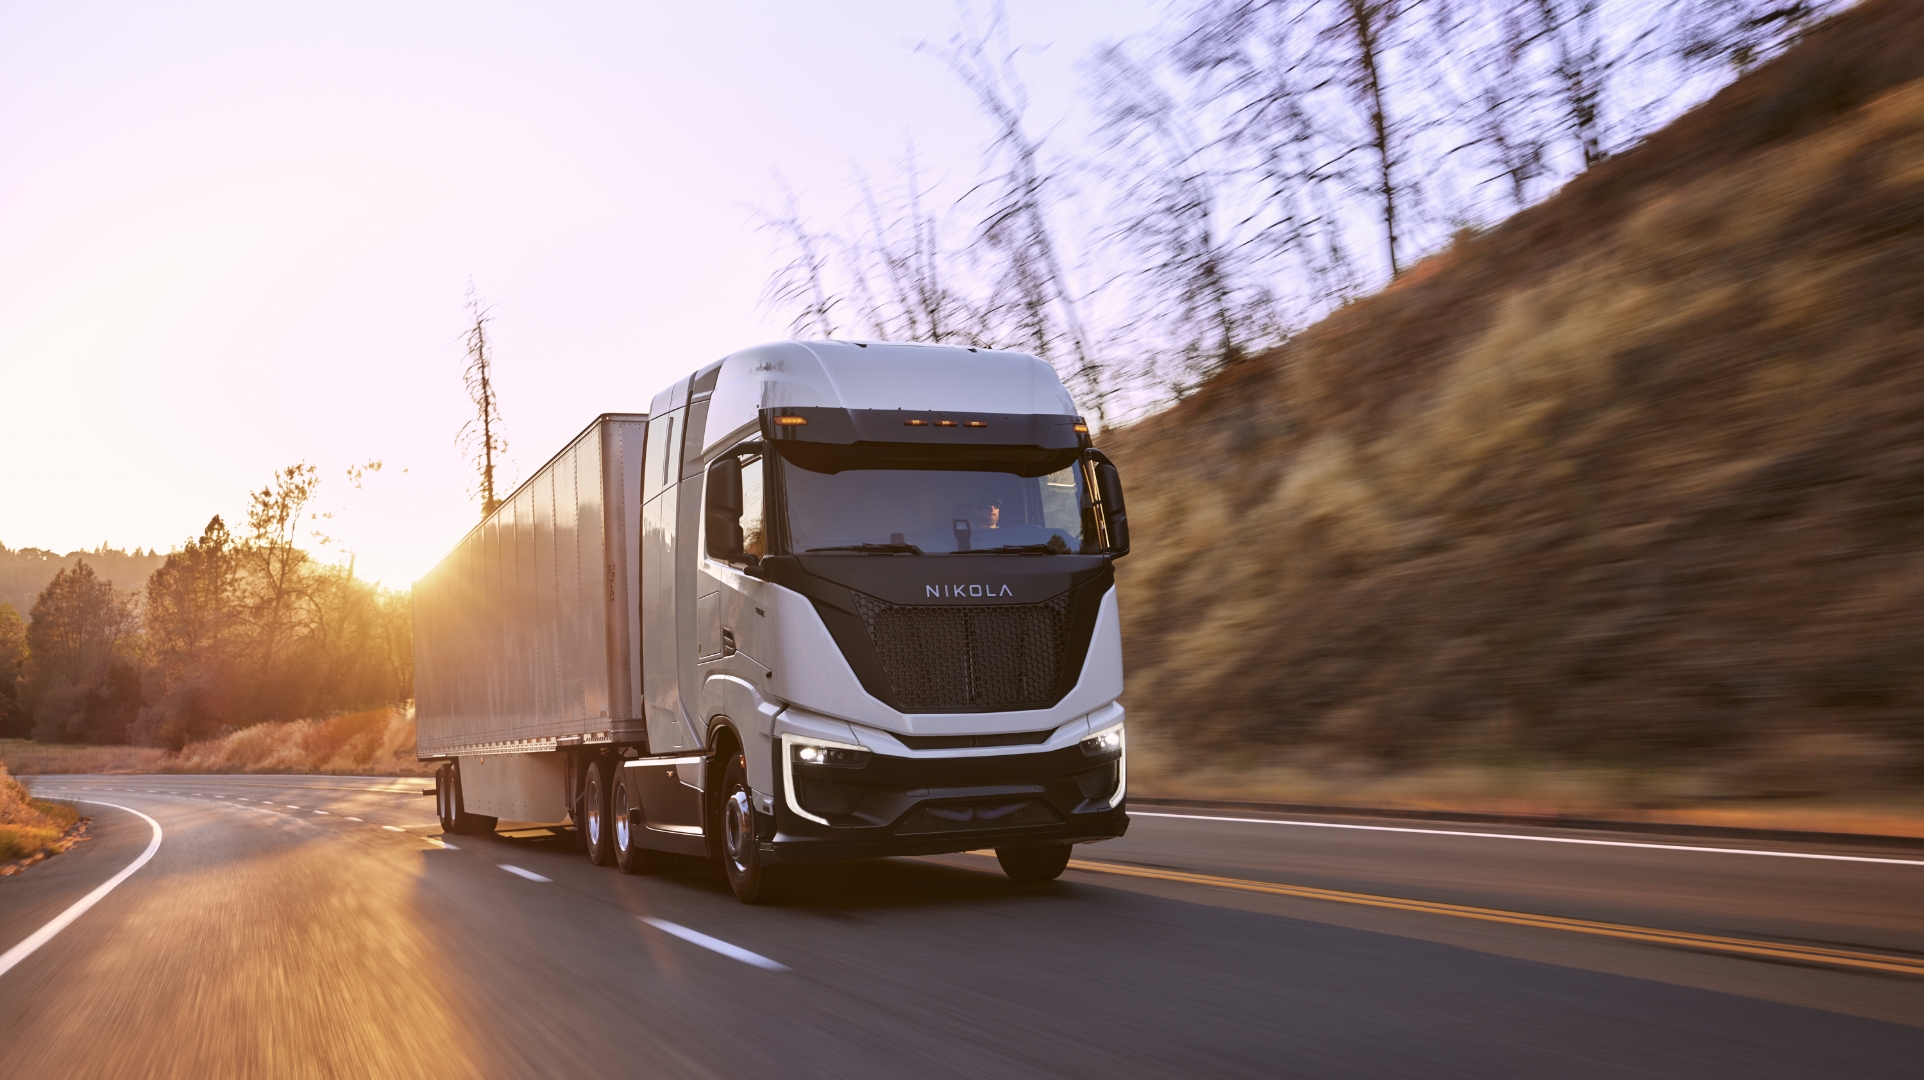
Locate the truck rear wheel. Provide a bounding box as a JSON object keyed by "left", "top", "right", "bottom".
{"left": 445, "top": 761, "right": 497, "bottom": 836}
{"left": 721, "top": 752, "right": 782, "bottom": 904}
{"left": 996, "top": 843, "right": 1071, "bottom": 882}
{"left": 582, "top": 758, "right": 616, "bottom": 866}
{"left": 611, "top": 769, "right": 659, "bottom": 874}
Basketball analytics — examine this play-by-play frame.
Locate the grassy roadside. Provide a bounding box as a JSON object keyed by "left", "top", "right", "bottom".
{"left": 1130, "top": 740, "right": 1924, "bottom": 839}
{"left": 0, "top": 707, "right": 432, "bottom": 779}
{"left": 0, "top": 764, "right": 81, "bottom": 863}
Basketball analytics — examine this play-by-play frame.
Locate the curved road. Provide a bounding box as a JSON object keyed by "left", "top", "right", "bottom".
{"left": 3, "top": 775, "right": 1920, "bottom": 1078}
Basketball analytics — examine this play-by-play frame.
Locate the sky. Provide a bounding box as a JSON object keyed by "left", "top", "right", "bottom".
{"left": 0, "top": 1, "right": 1166, "bottom": 586}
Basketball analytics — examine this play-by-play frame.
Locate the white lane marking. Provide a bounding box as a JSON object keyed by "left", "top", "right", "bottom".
{"left": 382, "top": 825, "right": 405, "bottom": 832}
{"left": 1130, "top": 812, "right": 1924, "bottom": 867}
{"left": 285, "top": 805, "right": 300, "bottom": 809}
{"left": 427, "top": 839, "right": 458, "bottom": 850}
{"left": 641, "top": 918, "right": 788, "bottom": 971}
{"left": 499, "top": 865, "right": 550, "bottom": 882}
{"left": 0, "top": 802, "right": 163, "bottom": 981}
{"left": 214, "top": 795, "right": 225, "bottom": 799}
{"left": 346, "top": 816, "right": 362, "bottom": 822}
{"left": 312, "top": 810, "right": 329, "bottom": 815}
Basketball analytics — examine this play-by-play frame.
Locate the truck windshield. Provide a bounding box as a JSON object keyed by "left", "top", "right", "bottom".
{"left": 779, "top": 449, "right": 1095, "bottom": 555}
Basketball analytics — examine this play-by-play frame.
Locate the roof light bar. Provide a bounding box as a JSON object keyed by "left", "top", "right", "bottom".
{"left": 773, "top": 416, "right": 808, "bottom": 426}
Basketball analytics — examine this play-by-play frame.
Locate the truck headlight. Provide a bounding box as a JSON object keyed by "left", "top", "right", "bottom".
{"left": 1080, "top": 723, "right": 1123, "bottom": 756}
{"left": 789, "top": 739, "right": 871, "bottom": 769}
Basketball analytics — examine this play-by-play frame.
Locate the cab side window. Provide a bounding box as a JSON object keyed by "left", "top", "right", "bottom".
{"left": 740, "top": 453, "right": 765, "bottom": 559}
{"left": 704, "top": 447, "right": 765, "bottom": 564}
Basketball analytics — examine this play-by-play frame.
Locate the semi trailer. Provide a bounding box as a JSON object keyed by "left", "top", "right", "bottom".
{"left": 413, "top": 339, "right": 1131, "bottom": 902}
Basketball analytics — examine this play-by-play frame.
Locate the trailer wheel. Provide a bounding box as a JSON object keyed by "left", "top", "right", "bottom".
{"left": 995, "top": 844, "right": 1071, "bottom": 882}
{"left": 446, "top": 761, "right": 497, "bottom": 836}
{"left": 582, "top": 758, "right": 616, "bottom": 867}
{"left": 721, "top": 752, "right": 782, "bottom": 904}
{"left": 611, "top": 769, "right": 659, "bottom": 874}
{"left": 435, "top": 764, "right": 456, "bottom": 833}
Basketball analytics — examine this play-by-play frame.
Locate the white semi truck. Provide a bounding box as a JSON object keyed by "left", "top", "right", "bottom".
{"left": 413, "top": 340, "right": 1131, "bottom": 902}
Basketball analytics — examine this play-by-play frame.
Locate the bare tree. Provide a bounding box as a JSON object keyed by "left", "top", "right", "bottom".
{"left": 1176, "top": 0, "right": 1435, "bottom": 283}
{"left": 928, "top": 3, "right": 1112, "bottom": 421}
{"left": 759, "top": 179, "right": 843, "bottom": 340}
{"left": 457, "top": 285, "right": 510, "bottom": 517}
{"left": 846, "top": 151, "right": 992, "bottom": 346}
{"left": 1091, "top": 42, "right": 1290, "bottom": 399}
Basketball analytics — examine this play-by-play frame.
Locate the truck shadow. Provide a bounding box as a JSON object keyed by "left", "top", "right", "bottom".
{"left": 480, "top": 826, "right": 1084, "bottom": 914}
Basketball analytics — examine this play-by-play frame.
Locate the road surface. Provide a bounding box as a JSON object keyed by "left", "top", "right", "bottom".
{"left": 3, "top": 774, "right": 1920, "bottom": 1078}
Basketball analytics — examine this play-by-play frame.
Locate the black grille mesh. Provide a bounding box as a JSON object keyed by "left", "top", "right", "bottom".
{"left": 850, "top": 591, "right": 1073, "bottom": 711}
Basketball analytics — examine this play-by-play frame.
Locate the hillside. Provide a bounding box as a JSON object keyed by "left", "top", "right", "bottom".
{"left": 1103, "top": 0, "right": 1924, "bottom": 801}
{"left": 0, "top": 544, "right": 166, "bottom": 614}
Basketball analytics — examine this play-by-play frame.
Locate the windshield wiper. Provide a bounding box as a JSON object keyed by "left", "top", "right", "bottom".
{"left": 960, "top": 543, "right": 1060, "bottom": 555}
{"left": 805, "top": 543, "right": 924, "bottom": 555}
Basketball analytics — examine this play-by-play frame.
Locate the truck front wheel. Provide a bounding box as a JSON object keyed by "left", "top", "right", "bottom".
{"left": 582, "top": 758, "right": 615, "bottom": 867}
{"left": 721, "top": 753, "right": 782, "bottom": 904}
{"left": 996, "top": 843, "right": 1071, "bottom": 882}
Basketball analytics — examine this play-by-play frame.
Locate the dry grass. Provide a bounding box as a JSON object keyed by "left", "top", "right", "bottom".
{"left": 0, "top": 764, "right": 80, "bottom": 862}
{"left": 167, "top": 707, "right": 430, "bottom": 776}
{"left": 1, "top": 708, "right": 432, "bottom": 778}
{"left": 0, "top": 741, "right": 169, "bottom": 775}
{"left": 1103, "top": 0, "right": 1924, "bottom": 805}
{"left": 1131, "top": 740, "right": 1924, "bottom": 838}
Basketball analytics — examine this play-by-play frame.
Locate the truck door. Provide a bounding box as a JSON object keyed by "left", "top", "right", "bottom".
{"left": 641, "top": 406, "right": 686, "bottom": 751}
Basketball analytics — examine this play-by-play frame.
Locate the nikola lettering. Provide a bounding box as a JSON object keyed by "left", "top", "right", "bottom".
{"left": 927, "top": 584, "right": 1015, "bottom": 598}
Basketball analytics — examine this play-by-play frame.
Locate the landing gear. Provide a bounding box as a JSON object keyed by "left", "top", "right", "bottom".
{"left": 437, "top": 761, "right": 497, "bottom": 836}
{"left": 582, "top": 758, "right": 615, "bottom": 867}
{"left": 720, "top": 752, "right": 782, "bottom": 904}
{"left": 996, "top": 843, "right": 1071, "bottom": 882}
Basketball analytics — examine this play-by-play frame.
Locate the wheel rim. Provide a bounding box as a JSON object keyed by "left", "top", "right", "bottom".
{"left": 586, "top": 775, "right": 602, "bottom": 846}
{"left": 614, "top": 781, "right": 630, "bottom": 851}
{"left": 724, "top": 789, "right": 752, "bottom": 873}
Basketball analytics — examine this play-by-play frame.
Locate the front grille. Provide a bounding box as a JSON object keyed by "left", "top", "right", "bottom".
{"left": 850, "top": 592, "right": 1073, "bottom": 711}
{"left": 896, "top": 798, "right": 1063, "bottom": 835}
{"left": 895, "top": 729, "right": 1056, "bottom": 751}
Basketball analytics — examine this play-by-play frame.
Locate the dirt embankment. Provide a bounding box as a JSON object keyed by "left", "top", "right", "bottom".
{"left": 1104, "top": 0, "right": 1924, "bottom": 809}
{"left": 0, "top": 707, "right": 431, "bottom": 778}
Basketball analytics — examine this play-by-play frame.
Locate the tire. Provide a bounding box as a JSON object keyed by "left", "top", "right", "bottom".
{"left": 582, "top": 758, "right": 616, "bottom": 867}
{"left": 447, "top": 762, "right": 497, "bottom": 836}
{"left": 720, "top": 751, "right": 782, "bottom": 904}
{"left": 612, "top": 768, "right": 660, "bottom": 875}
{"left": 996, "top": 843, "right": 1071, "bottom": 882}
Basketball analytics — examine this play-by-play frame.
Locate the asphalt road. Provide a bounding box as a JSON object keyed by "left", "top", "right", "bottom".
{"left": 3, "top": 775, "right": 1921, "bottom": 1079}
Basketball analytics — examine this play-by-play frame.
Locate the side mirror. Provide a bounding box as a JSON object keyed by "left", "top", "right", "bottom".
{"left": 705, "top": 457, "right": 744, "bottom": 559}
{"left": 1092, "top": 455, "right": 1130, "bottom": 557}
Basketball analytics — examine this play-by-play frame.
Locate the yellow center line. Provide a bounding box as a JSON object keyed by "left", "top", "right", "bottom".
{"left": 963, "top": 853, "right": 1924, "bottom": 977}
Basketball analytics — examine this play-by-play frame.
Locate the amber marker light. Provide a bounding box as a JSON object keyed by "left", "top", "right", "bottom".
{"left": 1073, "top": 423, "right": 1089, "bottom": 433}
{"left": 904, "top": 419, "right": 928, "bottom": 426}
{"left": 965, "top": 421, "right": 988, "bottom": 428}
{"left": 936, "top": 420, "right": 958, "bottom": 427}
{"left": 773, "top": 416, "right": 808, "bottom": 426}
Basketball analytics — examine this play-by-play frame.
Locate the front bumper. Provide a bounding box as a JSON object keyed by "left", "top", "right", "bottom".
{"left": 760, "top": 741, "right": 1128, "bottom": 865}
